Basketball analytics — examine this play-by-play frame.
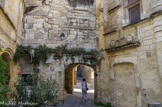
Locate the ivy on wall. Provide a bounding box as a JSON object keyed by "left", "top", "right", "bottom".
{"left": 14, "top": 45, "right": 98, "bottom": 65}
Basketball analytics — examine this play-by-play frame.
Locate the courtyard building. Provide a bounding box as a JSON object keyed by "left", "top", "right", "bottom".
{"left": 0, "top": 0, "right": 162, "bottom": 107}
{"left": 96, "top": 0, "right": 162, "bottom": 107}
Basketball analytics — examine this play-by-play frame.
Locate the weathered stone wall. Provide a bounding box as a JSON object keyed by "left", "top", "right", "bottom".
{"left": 96, "top": 0, "right": 105, "bottom": 50}
{"left": 0, "top": 0, "right": 24, "bottom": 87}
{"left": 96, "top": 0, "right": 162, "bottom": 106}
{"left": 23, "top": 0, "right": 97, "bottom": 50}
{"left": 22, "top": 0, "right": 97, "bottom": 101}
{"left": 115, "top": 63, "right": 137, "bottom": 107}
{"left": 78, "top": 65, "right": 94, "bottom": 83}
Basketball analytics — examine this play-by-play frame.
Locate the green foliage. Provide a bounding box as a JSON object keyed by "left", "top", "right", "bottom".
{"left": 11, "top": 74, "right": 59, "bottom": 107}
{"left": 14, "top": 45, "right": 98, "bottom": 65}
{"left": 13, "top": 45, "right": 32, "bottom": 62}
{"left": 68, "top": 47, "right": 86, "bottom": 55}
{"left": 94, "top": 72, "right": 98, "bottom": 78}
{"left": 33, "top": 45, "right": 52, "bottom": 65}
{"left": 96, "top": 102, "right": 112, "bottom": 107}
{"left": 55, "top": 45, "right": 68, "bottom": 54}
{"left": 0, "top": 57, "right": 7, "bottom": 72}
{"left": 0, "top": 48, "right": 9, "bottom": 103}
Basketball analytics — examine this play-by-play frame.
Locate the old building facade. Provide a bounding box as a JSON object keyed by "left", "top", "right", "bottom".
{"left": 96, "top": 0, "right": 162, "bottom": 107}
{"left": 21, "top": 0, "right": 98, "bottom": 101}
{"left": 0, "top": 0, "right": 162, "bottom": 106}
{"left": 0, "top": 0, "right": 24, "bottom": 87}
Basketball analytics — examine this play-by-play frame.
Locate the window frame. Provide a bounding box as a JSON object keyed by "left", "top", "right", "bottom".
{"left": 125, "top": 0, "right": 141, "bottom": 24}
{"left": 128, "top": 4, "right": 141, "bottom": 24}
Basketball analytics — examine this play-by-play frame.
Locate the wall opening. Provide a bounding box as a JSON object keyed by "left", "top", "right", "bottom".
{"left": 64, "top": 63, "right": 95, "bottom": 101}
{"left": 1, "top": 52, "right": 11, "bottom": 85}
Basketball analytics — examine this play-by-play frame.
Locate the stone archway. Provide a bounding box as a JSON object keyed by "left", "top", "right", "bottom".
{"left": 0, "top": 48, "right": 18, "bottom": 88}
{"left": 65, "top": 64, "right": 79, "bottom": 94}
{"left": 1, "top": 52, "right": 12, "bottom": 85}
{"left": 64, "top": 63, "right": 96, "bottom": 101}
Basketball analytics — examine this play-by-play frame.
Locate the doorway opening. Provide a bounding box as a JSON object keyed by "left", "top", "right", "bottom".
{"left": 64, "top": 63, "right": 95, "bottom": 101}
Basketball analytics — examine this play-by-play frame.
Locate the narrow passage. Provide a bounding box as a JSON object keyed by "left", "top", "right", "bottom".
{"left": 58, "top": 78, "right": 97, "bottom": 107}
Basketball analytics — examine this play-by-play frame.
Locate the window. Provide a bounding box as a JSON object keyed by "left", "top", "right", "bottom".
{"left": 22, "top": 74, "right": 34, "bottom": 85}
{"left": 124, "top": 0, "right": 141, "bottom": 25}
{"left": 129, "top": 4, "right": 140, "bottom": 24}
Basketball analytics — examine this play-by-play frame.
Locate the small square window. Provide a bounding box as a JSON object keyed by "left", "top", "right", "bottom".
{"left": 129, "top": 5, "right": 140, "bottom": 24}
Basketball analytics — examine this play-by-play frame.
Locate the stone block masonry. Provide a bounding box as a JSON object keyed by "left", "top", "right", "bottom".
{"left": 22, "top": 0, "right": 98, "bottom": 101}
{"left": 96, "top": 0, "right": 162, "bottom": 107}
{"left": 23, "top": 0, "right": 97, "bottom": 50}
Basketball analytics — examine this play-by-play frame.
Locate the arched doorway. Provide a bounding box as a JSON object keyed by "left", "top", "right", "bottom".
{"left": 1, "top": 52, "right": 12, "bottom": 85}
{"left": 64, "top": 63, "right": 96, "bottom": 102}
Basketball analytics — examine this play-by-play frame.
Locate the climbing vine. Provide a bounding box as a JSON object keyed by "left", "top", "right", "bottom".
{"left": 14, "top": 45, "right": 98, "bottom": 65}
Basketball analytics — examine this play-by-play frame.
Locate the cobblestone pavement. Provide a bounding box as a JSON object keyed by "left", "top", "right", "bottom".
{"left": 58, "top": 78, "right": 97, "bottom": 107}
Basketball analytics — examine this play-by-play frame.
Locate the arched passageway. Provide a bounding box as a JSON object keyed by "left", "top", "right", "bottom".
{"left": 65, "top": 64, "right": 95, "bottom": 94}
{"left": 61, "top": 63, "right": 97, "bottom": 107}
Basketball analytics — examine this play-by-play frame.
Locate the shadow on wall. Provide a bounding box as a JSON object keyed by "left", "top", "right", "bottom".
{"left": 67, "top": 0, "right": 94, "bottom": 7}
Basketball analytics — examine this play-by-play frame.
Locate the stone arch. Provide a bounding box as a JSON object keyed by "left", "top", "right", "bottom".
{"left": 0, "top": 48, "right": 14, "bottom": 58}
{"left": 1, "top": 52, "right": 12, "bottom": 85}
{"left": 62, "top": 54, "right": 96, "bottom": 70}
{"left": 64, "top": 62, "right": 96, "bottom": 100}
{"left": 0, "top": 48, "right": 17, "bottom": 87}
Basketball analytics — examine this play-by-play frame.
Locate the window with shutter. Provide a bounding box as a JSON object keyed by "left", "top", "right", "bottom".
{"left": 129, "top": 5, "right": 140, "bottom": 24}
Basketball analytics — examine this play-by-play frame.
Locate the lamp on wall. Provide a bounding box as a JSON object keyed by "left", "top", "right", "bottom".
{"left": 60, "top": 33, "right": 65, "bottom": 41}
